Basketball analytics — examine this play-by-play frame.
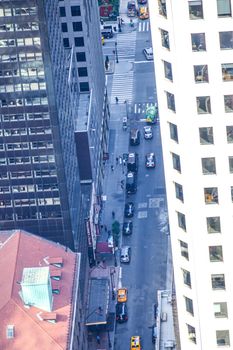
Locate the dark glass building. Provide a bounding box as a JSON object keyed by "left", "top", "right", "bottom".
{"left": 0, "top": 0, "right": 81, "bottom": 250}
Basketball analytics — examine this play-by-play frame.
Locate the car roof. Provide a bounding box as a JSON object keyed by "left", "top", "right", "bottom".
{"left": 145, "top": 47, "right": 153, "bottom": 54}
{"left": 147, "top": 152, "right": 155, "bottom": 157}
{"left": 144, "top": 125, "right": 152, "bottom": 130}
{"left": 121, "top": 245, "right": 130, "bottom": 251}
{"left": 131, "top": 335, "right": 140, "bottom": 343}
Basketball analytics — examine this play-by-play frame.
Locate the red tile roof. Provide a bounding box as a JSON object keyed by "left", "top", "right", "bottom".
{"left": 0, "top": 230, "right": 79, "bottom": 350}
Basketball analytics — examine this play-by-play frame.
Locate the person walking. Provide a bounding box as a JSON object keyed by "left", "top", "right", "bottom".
{"left": 116, "top": 157, "right": 119, "bottom": 165}
{"left": 111, "top": 165, "right": 114, "bottom": 171}
{"left": 115, "top": 96, "right": 119, "bottom": 104}
{"left": 112, "top": 211, "right": 115, "bottom": 219}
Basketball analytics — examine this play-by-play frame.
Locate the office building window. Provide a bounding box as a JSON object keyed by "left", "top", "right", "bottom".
{"left": 189, "top": 1, "right": 203, "bottom": 19}
{"left": 80, "top": 82, "right": 89, "bottom": 92}
{"left": 225, "top": 95, "right": 233, "bottom": 112}
{"left": 166, "top": 92, "right": 176, "bottom": 111}
{"left": 63, "top": 38, "right": 70, "bottom": 48}
{"left": 71, "top": 5, "right": 81, "bottom": 16}
{"left": 214, "top": 302, "right": 228, "bottom": 318}
{"left": 73, "top": 22, "right": 83, "bottom": 32}
{"left": 222, "top": 63, "right": 233, "bottom": 80}
{"left": 194, "top": 65, "right": 208, "bottom": 83}
{"left": 217, "top": 0, "right": 231, "bottom": 17}
{"left": 209, "top": 246, "right": 223, "bottom": 262}
{"left": 207, "top": 216, "right": 221, "bottom": 233}
{"left": 59, "top": 7, "right": 66, "bottom": 17}
{"left": 227, "top": 125, "right": 233, "bottom": 141}
{"left": 196, "top": 96, "right": 211, "bottom": 114}
{"left": 76, "top": 52, "right": 86, "bottom": 62}
{"left": 211, "top": 274, "right": 225, "bottom": 290}
{"left": 229, "top": 156, "right": 233, "bottom": 172}
{"left": 164, "top": 61, "right": 173, "bottom": 80}
{"left": 182, "top": 269, "right": 191, "bottom": 287}
{"left": 199, "top": 127, "right": 214, "bottom": 144}
{"left": 169, "top": 122, "right": 178, "bottom": 142}
{"left": 175, "top": 182, "right": 183, "bottom": 201}
{"left": 61, "top": 22, "right": 68, "bottom": 32}
{"left": 161, "top": 29, "right": 170, "bottom": 49}
{"left": 202, "top": 157, "right": 216, "bottom": 174}
{"left": 158, "top": 0, "right": 167, "bottom": 17}
{"left": 216, "top": 330, "right": 230, "bottom": 346}
{"left": 172, "top": 153, "right": 181, "bottom": 172}
{"left": 78, "top": 67, "right": 88, "bottom": 77}
{"left": 74, "top": 37, "right": 84, "bottom": 47}
{"left": 219, "top": 31, "right": 233, "bottom": 49}
{"left": 187, "top": 324, "right": 196, "bottom": 343}
{"left": 231, "top": 186, "right": 233, "bottom": 201}
{"left": 180, "top": 240, "right": 189, "bottom": 259}
{"left": 204, "top": 187, "right": 218, "bottom": 204}
{"left": 185, "top": 297, "right": 194, "bottom": 315}
{"left": 177, "top": 212, "right": 186, "bottom": 231}
{"left": 191, "top": 33, "right": 206, "bottom": 51}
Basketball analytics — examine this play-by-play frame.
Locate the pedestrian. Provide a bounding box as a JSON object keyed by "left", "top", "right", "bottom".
{"left": 115, "top": 96, "right": 119, "bottom": 104}
{"left": 111, "top": 165, "right": 114, "bottom": 171}
{"left": 96, "top": 335, "right": 100, "bottom": 344}
{"left": 116, "top": 157, "right": 119, "bottom": 165}
{"left": 123, "top": 159, "right": 126, "bottom": 166}
{"left": 112, "top": 211, "right": 115, "bottom": 219}
{"left": 119, "top": 156, "right": 122, "bottom": 165}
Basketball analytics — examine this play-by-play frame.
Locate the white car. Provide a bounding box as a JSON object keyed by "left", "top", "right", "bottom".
{"left": 143, "top": 47, "right": 153, "bottom": 60}
{"left": 144, "top": 125, "right": 153, "bottom": 139}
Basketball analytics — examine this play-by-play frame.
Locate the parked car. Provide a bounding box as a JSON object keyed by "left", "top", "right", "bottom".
{"left": 126, "top": 171, "right": 137, "bottom": 194}
{"left": 144, "top": 125, "right": 153, "bottom": 139}
{"left": 124, "top": 202, "right": 134, "bottom": 218}
{"left": 152, "top": 325, "right": 157, "bottom": 343}
{"left": 101, "top": 28, "right": 113, "bottom": 39}
{"left": 120, "top": 246, "right": 131, "bottom": 263}
{"left": 127, "top": 152, "right": 139, "bottom": 172}
{"left": 143, "top": 47, "right": 153, "bottom": 60}
{"left": 131, "top": 335, "right": 141, "bottom": 349}
{"left": 117, "top": 288, "right": 128, "bottom": 303}
{"left": 130, "top": 128, "right": 140, "bottom": 146}
{"left": 116, "top": 302, "right": 128, "bottom": 323}
{"left": 123, "top": 221, "right": 133, "bottom": 235}
{"left": 145, "top": 152, "right": 156, "bottom": 168}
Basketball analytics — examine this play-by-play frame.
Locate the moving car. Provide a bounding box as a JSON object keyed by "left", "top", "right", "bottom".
{"left": 120, "top": 246, "right": 131, "bottom": 263}
{"left": 116, "top": 302, "right": 128, "bottom": 323}
{"left": 143, "top": 47, "right": 153, "bottom": 60}
{"left": 126, "top": 171, "right": 137, "bottom": 194}
{"left": 131, "top": 336, "right": 141, "bottom": 349}
{"left": 127, "top": 0, "right": 137, "bottom": 17}
{"left": 127, "top": 152, "right": 139, "bottom": 172}
{"left": 144, "top": 125, "right": 153, "bottom": 139}
{"left": 139, "top": 6, "right": 149, "bottom": 19}
{"left": 124, "top": 202, "right": 134, "bottom": 218}
{"left": 130, "top": 128, "right": 140, "bottom": 146}
{"left": 145, "top": 152, "right": 156, "bottom": 168}
{"left": 123, "top": 221, "right": 133, "bottom": 235}
{"left": 101, "top": 28, "right": 113, "bottom": 39}
{"left": 117, "top": 288, "right": 128, "bottom": 303}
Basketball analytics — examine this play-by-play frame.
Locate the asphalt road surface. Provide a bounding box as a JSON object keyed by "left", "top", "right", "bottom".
{"left": 114, "top": 18, "right": 169, "bottom": 350}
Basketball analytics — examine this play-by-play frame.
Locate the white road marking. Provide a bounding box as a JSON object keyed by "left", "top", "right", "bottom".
{"left": 138, "top": 211, "right": 148, "bottom": 219}
{"left": 138, "top": 202, "right": 148, "bottom": 209}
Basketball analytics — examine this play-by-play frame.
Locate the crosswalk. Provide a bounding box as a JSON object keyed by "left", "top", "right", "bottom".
{"left": 133, "top": 102, "right": 156, "bottom": 114}
{"left": 138, "top": 21, "right": 150, "bottom": 32}
{"left": 110, "top": 71, "right": 134, "bottom": 104}
{"left": 117, "top": 31, "right": 137, "bottom": 60}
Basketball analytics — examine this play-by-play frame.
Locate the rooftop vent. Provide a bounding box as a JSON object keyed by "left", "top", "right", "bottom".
{"left": 6, "top": 325, "right": 14, "bottom": 339}
{"left": 48, "top": 257, "right": 63, "bottom": 268}
{"left": 39, "top": 312, "right": 57, "bottom": 324}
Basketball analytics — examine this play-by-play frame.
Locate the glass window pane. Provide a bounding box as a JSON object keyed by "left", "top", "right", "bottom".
{"left": 178, "top": 212, "right": 186, "bottom": 230}
{"left": 209, "top": 246, "right": 223, "bottom": 262}
{"left": 196, "top": 96, "right": 211, "bottom": 114}
{"left": 199, "top": 127, "right": 214, "bottom": 144}
{"left": 194, "top": 65, "right": 208, "bottom": 82}
{"left": 191, "top": 33, "right": 206, "bottom": 51}
{"left": 219, "top": 31, "right": 233, "bottom": 49}
{"left": 214, "top": 302, "right": 228, "bottom": 318}
{"left": 204, "top": 187, "right": 218, "bottom": 204}
{"left": 169, "top": 122, "right": 178, "bottom": 142}
{"left": 216, "top": 330, "right": 230, "bottom": 346}
{"left": 164, "top": 61, "right": 173, "bottom": 80}
{"left": 222, "top": 63, "right": 233, "bottom": 80}
{"left": 185, "top": 297, "right": 194, "bottom": 315}
{"left": 201, "top": 157, "right": 216, "bottom": 174}
{"left": 229, "top": 156, "right": 233, "bottom": 172}
{"left": 189, "top": 1, "right": 203, "bottom": 19}
{"left": 217, "top": 0, "right": 231, "bottom": 17}
{"left": 175, "top": 183, "right": 183, "bottom": 201}
{"left": 207, "top": 216, "right": 221, "bottom": 233}
{"left": 180, "top": 240, "right": 189, "bottom": 260}
{"left": 211, "top": 274, "right": 225, "bottom": 290}
{"left": 166, "top": 92, "right": 176, "bottom": 111}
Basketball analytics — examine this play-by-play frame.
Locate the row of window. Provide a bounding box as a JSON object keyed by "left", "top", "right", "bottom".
{"left": 186, "top": 324, "right": 230, "bottom": 346}
{"left": 0, "top": 66, "right": 44, "bottom": 78}
{"left": 0, "top": 141, "right": 53, "bottom": 150}
{"left": 0, "top": 52, "right": 42, "bottom": 63}
{"left": 0, "top": 155, "right": 55, "bottom": 165}
{"left": 0, "top": 22, "right": 39, "bottom": 32}
{"left": 0, "top": 7, "right": 37, "bottom": 17}
{"left": 0, "top": 170, "right": 57, "bottom": 179}
{"left": 184, "top": 295, "right": 228, "bottom": 319}
{"left": 0, "top": 37, "right": 40, "bottom": 48}
{"left": 0, "top": 183, "right": 59, "bottom": 193}
{"left": 0, "top": 112, "right": 49, "bottom": 122}
{"left": 0, "top": 210, "right": 62, "bottom": 221}
{"left": 0, "top": 198, "right": 60, "bottom": 207}
{"left": 0, "top": 126, "right": 51, "bottom": 136}
{"left": 0, "top": 97, "right": 48, "bottom": 108}
{"left": 0, "top": 82, "right": 46, "bottom": 93}
{"left": 59, "top": 6, "right": 81, "bottom": 17}
{"left": 62, "top": 36, "right": 84, "bottom": 48}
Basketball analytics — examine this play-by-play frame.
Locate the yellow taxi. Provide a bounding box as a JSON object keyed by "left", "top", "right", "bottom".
{"left": 131, "top": 336, "right": 141, "bottom": 349}
{"left": 117, "top": 288, "right": 128, "bottom": 303}
{"left": 139, "top": 6, "right": 149, "bottom": 20}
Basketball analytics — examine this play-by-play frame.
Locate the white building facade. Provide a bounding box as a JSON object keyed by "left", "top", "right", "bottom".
{"left": 149, "top": 1, "right": 233, "bottom": 349}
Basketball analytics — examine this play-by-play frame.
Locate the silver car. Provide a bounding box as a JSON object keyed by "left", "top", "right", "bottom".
{"left": 144, "top": 125, "right": 153, "bottom": 139}
{"left": 120, "top": 246, "right": 131, "bottom": 263}
{"left": 143, "top": 47, "right": 153, "bottom": 60}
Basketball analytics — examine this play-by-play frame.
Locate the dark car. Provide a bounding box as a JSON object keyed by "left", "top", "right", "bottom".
{"left": 130, "top": 128, "right": 140, "bottom": 146}
{"left": 123, "top": 221, "right": 133, "bottom": 235}
{"left": 126, "top": 171, "right": 137, "bottom": 194}
{"left": 127, "top": 152, "right": 138, "bottom": 173}
{"left": 124, "top": 202, "right": 134, "bottom": 218}
{"left": 116, "top": 302, "right": 128, "bottom": 323}
{"left": 101, "top": 28, "right": 113, "bottom": 39}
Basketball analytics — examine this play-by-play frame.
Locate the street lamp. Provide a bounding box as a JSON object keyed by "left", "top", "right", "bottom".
{"left": 115, "top": 42, "right": 119, "bottom": 64}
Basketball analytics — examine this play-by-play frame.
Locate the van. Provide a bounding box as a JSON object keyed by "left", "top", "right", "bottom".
{"left": 127, "top": 152, "right": 138, "bottom": 173}
{"left": 126, "top": 172, "right": 137, "bottom": 194}
{"left": 130, "top": 128, "right": 140, "bottom": 146}
{"left": 101, "top": 28, "right": 113, "bottom": 39}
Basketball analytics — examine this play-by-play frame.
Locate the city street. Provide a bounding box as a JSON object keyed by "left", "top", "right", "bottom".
{"left": 102, "top": 8, "right": 170, "bottom": 350}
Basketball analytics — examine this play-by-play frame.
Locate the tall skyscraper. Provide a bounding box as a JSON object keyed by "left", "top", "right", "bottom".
{"left": 150, "top": 0, "right": 233, "bottom": 348}
{"left": 0, "top": 0, "right": 81, "bottom": 250}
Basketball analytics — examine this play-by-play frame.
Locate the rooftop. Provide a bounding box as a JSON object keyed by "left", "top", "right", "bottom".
{"left": 0, "top": 230, "right": 80, "bottom": 350}
{"left": 86, "top": 278, "right": 109, "bottom": 326}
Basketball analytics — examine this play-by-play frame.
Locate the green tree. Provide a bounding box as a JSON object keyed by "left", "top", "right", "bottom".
{"left": 112, "top": 220, "right": 120, "bottom": 247}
